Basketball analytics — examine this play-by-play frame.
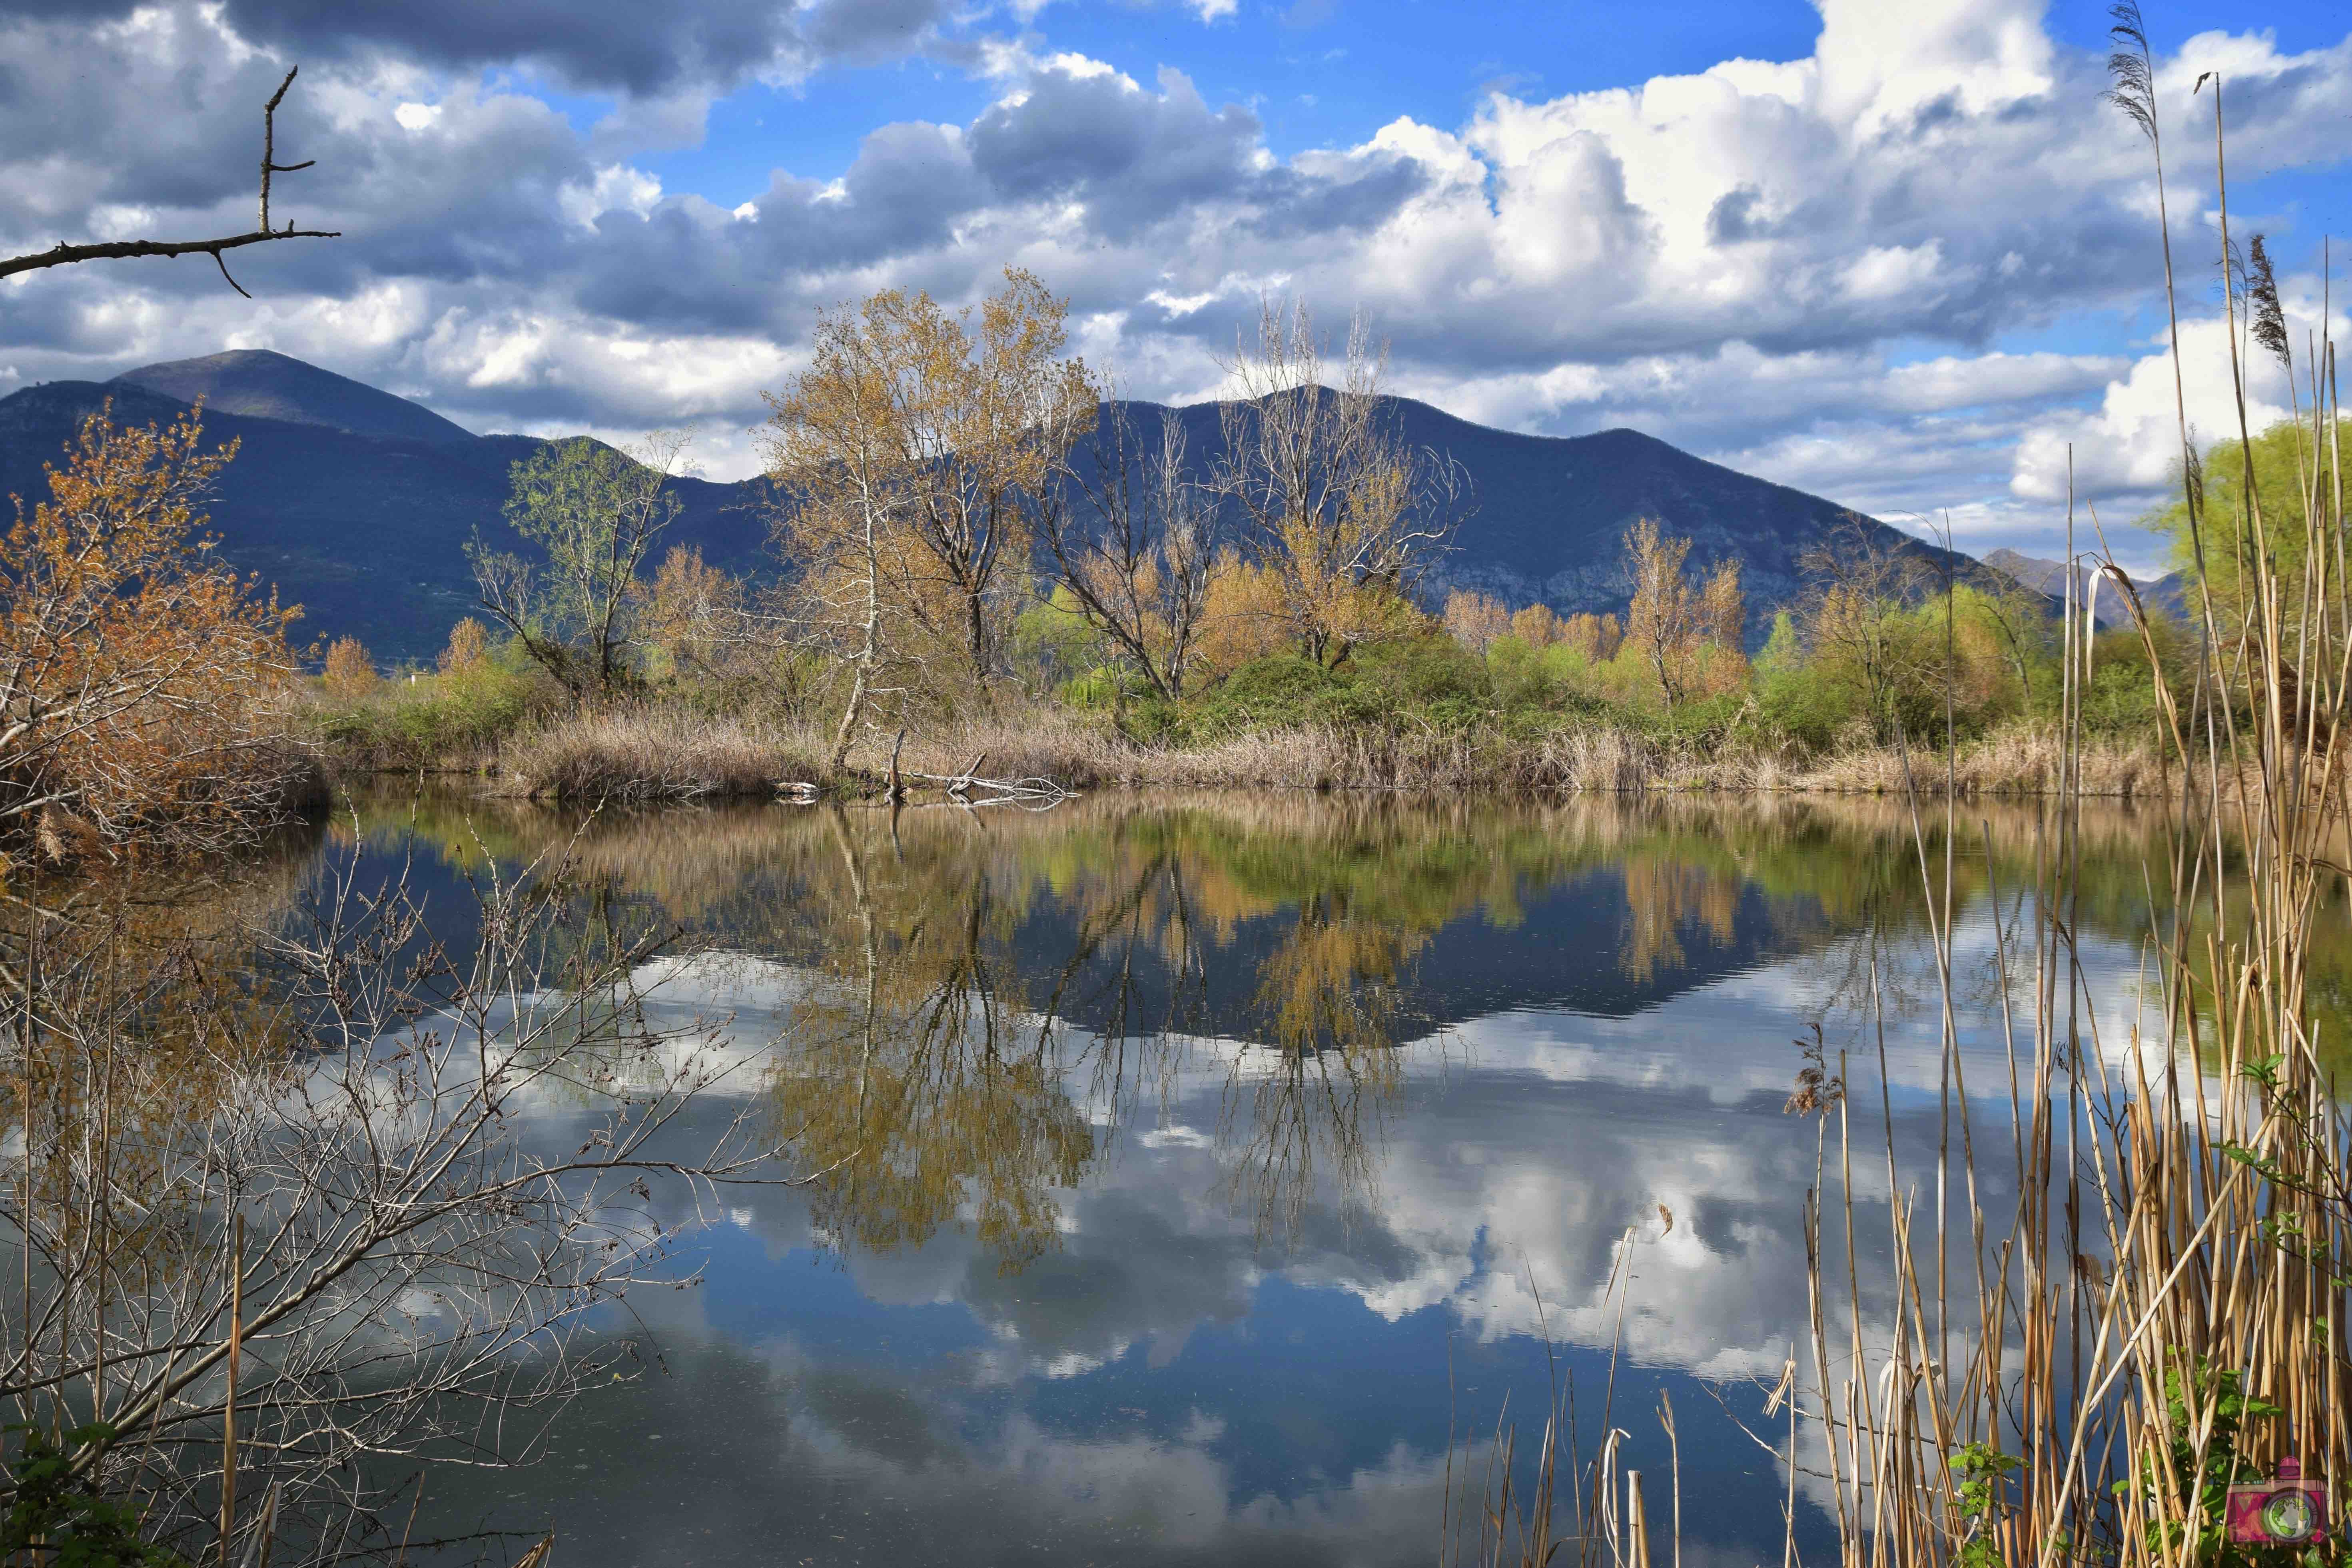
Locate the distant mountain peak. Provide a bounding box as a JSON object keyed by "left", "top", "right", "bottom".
{"left": 1982, "top": 547, "right": 2186, "bottom": 625}
{"left": 110, "top": 349, "right": 475, "bottom": 448}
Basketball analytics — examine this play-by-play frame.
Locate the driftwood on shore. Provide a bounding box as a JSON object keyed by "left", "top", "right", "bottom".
{"left": 777, "top": 746, "right": 1075, "bottom": 810}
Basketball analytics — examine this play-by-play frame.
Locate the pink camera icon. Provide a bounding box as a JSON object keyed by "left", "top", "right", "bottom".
{"left": 2226, "top": 1456, "right": 2329, "bottom": 1545}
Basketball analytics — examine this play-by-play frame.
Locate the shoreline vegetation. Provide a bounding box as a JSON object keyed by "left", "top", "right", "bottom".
{"left": 294, "top": 281, "right": 2198, "bottom": 812}
{"left": 0, "top": 274, "right": 2212, "bottom": 840}
{"left": 317, "top": 695, "right": 2181, "bottom": 804}
{"left": 8, "top": 4, "right": 2352, "bottom": 1564}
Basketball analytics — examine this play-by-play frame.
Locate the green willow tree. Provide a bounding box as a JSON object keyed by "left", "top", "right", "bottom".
{"left": 469, "top": 433, "right": 689, "bottom": 702}
{"left": 2150, "top": 415, "right": 2352, "bottom": 644}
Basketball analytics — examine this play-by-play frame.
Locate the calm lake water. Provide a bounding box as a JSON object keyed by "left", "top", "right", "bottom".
{"left": 320, "top": 790, "right": 2190, "bottom": 1567}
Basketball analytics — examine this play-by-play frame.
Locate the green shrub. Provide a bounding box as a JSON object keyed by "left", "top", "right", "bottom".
{"left": 311, "top": 650, "right": 552, "bottom": 769}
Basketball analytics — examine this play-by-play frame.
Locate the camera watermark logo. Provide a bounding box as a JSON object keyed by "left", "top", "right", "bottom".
{"left": 2226, "top": 1456, "right": 2330, "bottom": 1546}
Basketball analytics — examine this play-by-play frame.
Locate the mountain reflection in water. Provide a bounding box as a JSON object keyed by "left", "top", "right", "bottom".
{"left": 322, "top": 790, "right": 2200, "bottom": 1565}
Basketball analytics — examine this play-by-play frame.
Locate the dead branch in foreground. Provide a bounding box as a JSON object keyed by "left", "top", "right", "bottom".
{"left": 0, "top": 826, "right": 822, "bottom": 1565}
{"left": 0, "top": 67, "right": 338, "bottom": 295}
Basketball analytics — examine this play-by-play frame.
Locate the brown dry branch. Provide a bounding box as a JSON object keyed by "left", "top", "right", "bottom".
{"left": 0, "top": 405, "right": 311, "bottom": 863}
{"left": 1034, "top": 394, "right": 1221, "bottom": 701}
{"left": 0, "top": 68, "right": 338, "bottom": 295}
{"left": 0, "top": 830, "right": 826, "bottom": 1564}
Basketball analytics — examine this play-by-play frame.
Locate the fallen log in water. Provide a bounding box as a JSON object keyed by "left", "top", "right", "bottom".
{"left": 898, "top": 769, "right": 1073, "bottom": 806}
{"left": 773, "top": 745, "right": 1073, "bottom": 808}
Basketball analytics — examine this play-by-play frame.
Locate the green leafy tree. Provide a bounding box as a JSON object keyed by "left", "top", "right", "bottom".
{"left": 469, "top": 433, "right": 688, "bottom": 701}
{"left": 2149, "top": 416, "right": 2352, "bottom": 642}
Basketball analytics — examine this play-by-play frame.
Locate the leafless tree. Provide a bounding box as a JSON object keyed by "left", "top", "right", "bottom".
{"left": 1033, "top": 397, "right": 1220, "bottom": 701}
{"left": 0, "top": 834, "right": 822, "bottom": 1564}
{"left": 0, "top": 68, "right": 338, "bottom": 295}
{"left": 1206, "top": 298, "right": 1469, "bottom": 667}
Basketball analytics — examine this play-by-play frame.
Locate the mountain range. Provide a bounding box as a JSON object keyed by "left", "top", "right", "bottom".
{"left": 0, "top": 348, "right": 2085, "bottom": 662}
{"left": 1981, "top": 547, "right": 2186, "bottom": 628}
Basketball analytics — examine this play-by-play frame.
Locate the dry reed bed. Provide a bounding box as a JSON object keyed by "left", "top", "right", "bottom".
{"left": 475, "top": 707, "right": 2179, "bottom": 801}
{"left": 1764, "top": 31, "right": 2352, "bottom": 1562}
{"left": 494, "top": 708, "right": 826, "bottom": 802}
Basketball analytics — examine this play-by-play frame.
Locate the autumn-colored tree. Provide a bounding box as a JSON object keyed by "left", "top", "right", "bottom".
{"left": 1561, "top": 612, "right": 1622, "bottom": 663}
{"left": 438, "top": 616, "right": 489, "bottom": 676}
{"left": 321, "top": 636, "right": 377, "bottom": 702}
{"left": 1208, "top": 299, "right": 1468, "bottom": 668}
{"left": 1510, "top": 603, "right": 1562, "bottom": 649}
{"left": 644, "top": 545, "right": 755, "bottom": 680}
{"left": 1193, "top": 553, "right": 1307, "bottom": 681}
{"left": 470, "top": 432, "right": 688, "bottom": 702}
{"left": 1443, "top": 589, "right": 1512, "bottom": 653}
{"left": 764, "top": 270, "right": 1094, "bottom": 761}
{"left": 1623, "top": 517, "right": 1745, "bottom": 707}
{"left": 0, "top": 405, "right": 301, "bottom": 858}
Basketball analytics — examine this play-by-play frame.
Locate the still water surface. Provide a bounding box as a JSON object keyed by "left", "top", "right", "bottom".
{"left": 327, "top": 791, "right": 2185, "bottom": 1566}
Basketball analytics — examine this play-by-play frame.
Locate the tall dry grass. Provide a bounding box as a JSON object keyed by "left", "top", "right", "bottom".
{"left": 479, "top": 702, "right": 2180, "bottom": 802}
{"left": 496, "top": 707, "right": 827, "bottom": 801}
{"left": 1787, "top": 24, "right": 2352, "bottom": 1563}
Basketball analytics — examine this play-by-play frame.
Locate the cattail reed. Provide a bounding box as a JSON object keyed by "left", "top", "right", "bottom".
{"left": 1792, "top": 7, "right": 2352, "bottom": 1559}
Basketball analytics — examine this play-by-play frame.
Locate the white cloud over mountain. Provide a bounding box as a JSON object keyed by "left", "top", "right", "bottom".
{"left": 2, "top": 0, "right": 2348, "bottom": 566}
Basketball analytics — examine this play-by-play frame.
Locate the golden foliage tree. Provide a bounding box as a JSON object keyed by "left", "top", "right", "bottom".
{"left": 1560, "top": 611, "right": 1622, "bottom": 663}
{"left": 1208, "top": 299, "right": 1468, "bottom": 668}
{"left": 764, "top": 270, "right": 1095, "bottom": 762}
{"left": 438, "top": 616, "right": 489, "bottom": 675}
{"left": 320, "top": 636, "right": 376, "bottom": 702}
{"left": 1622, "top": 518, "right": 1745, "bottom": 707}
{"left": 1442, "top": 589, "right": 1512, "bottom": 653}
{"left": 0, "top": 405, "right": 301, "bottom": 859}
{"left": 1191, "top": 553, "right": 1296, "bottom": 681}
{"left": 643, "top": 545, "right": 753, "bottom": 680}
{"left": 1510, "top": 602, "right": 1562, "bottom": 649}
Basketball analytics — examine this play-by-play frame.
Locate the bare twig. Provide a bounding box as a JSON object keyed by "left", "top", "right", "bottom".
{"left": 0, "top": 68, "right": 339, "bottom": 288}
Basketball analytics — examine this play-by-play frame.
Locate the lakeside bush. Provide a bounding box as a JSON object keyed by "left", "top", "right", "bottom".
{"left": 0, "top": 405, "right": 317, "bottom": 862}
{"left": 306, "top": 626, "right": 558, "bottom": 772}
{"left": 303, "top": 596, "right": 2195, "bottom": 800}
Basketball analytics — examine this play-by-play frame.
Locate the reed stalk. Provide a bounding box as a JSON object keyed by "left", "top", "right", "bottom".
{"left": 1793, "top": 11, "right": 2352, "bottom": 1559}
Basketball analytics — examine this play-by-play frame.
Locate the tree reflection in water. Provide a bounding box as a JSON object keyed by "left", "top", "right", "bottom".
{"left": 22, "top": 784, "right": 2319, "bottom": 1566}
{"left": 351, "top": 788, "right": 2282, "bottom": 1284}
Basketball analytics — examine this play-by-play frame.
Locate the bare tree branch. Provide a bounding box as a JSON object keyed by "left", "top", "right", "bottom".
{"left": 0, "top": 67, "right": 339, "bottom": 287}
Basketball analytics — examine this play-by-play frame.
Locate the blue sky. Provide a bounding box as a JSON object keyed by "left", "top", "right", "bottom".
{"left": 4, "top": 0, "right": 2352, "bottom": 570}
